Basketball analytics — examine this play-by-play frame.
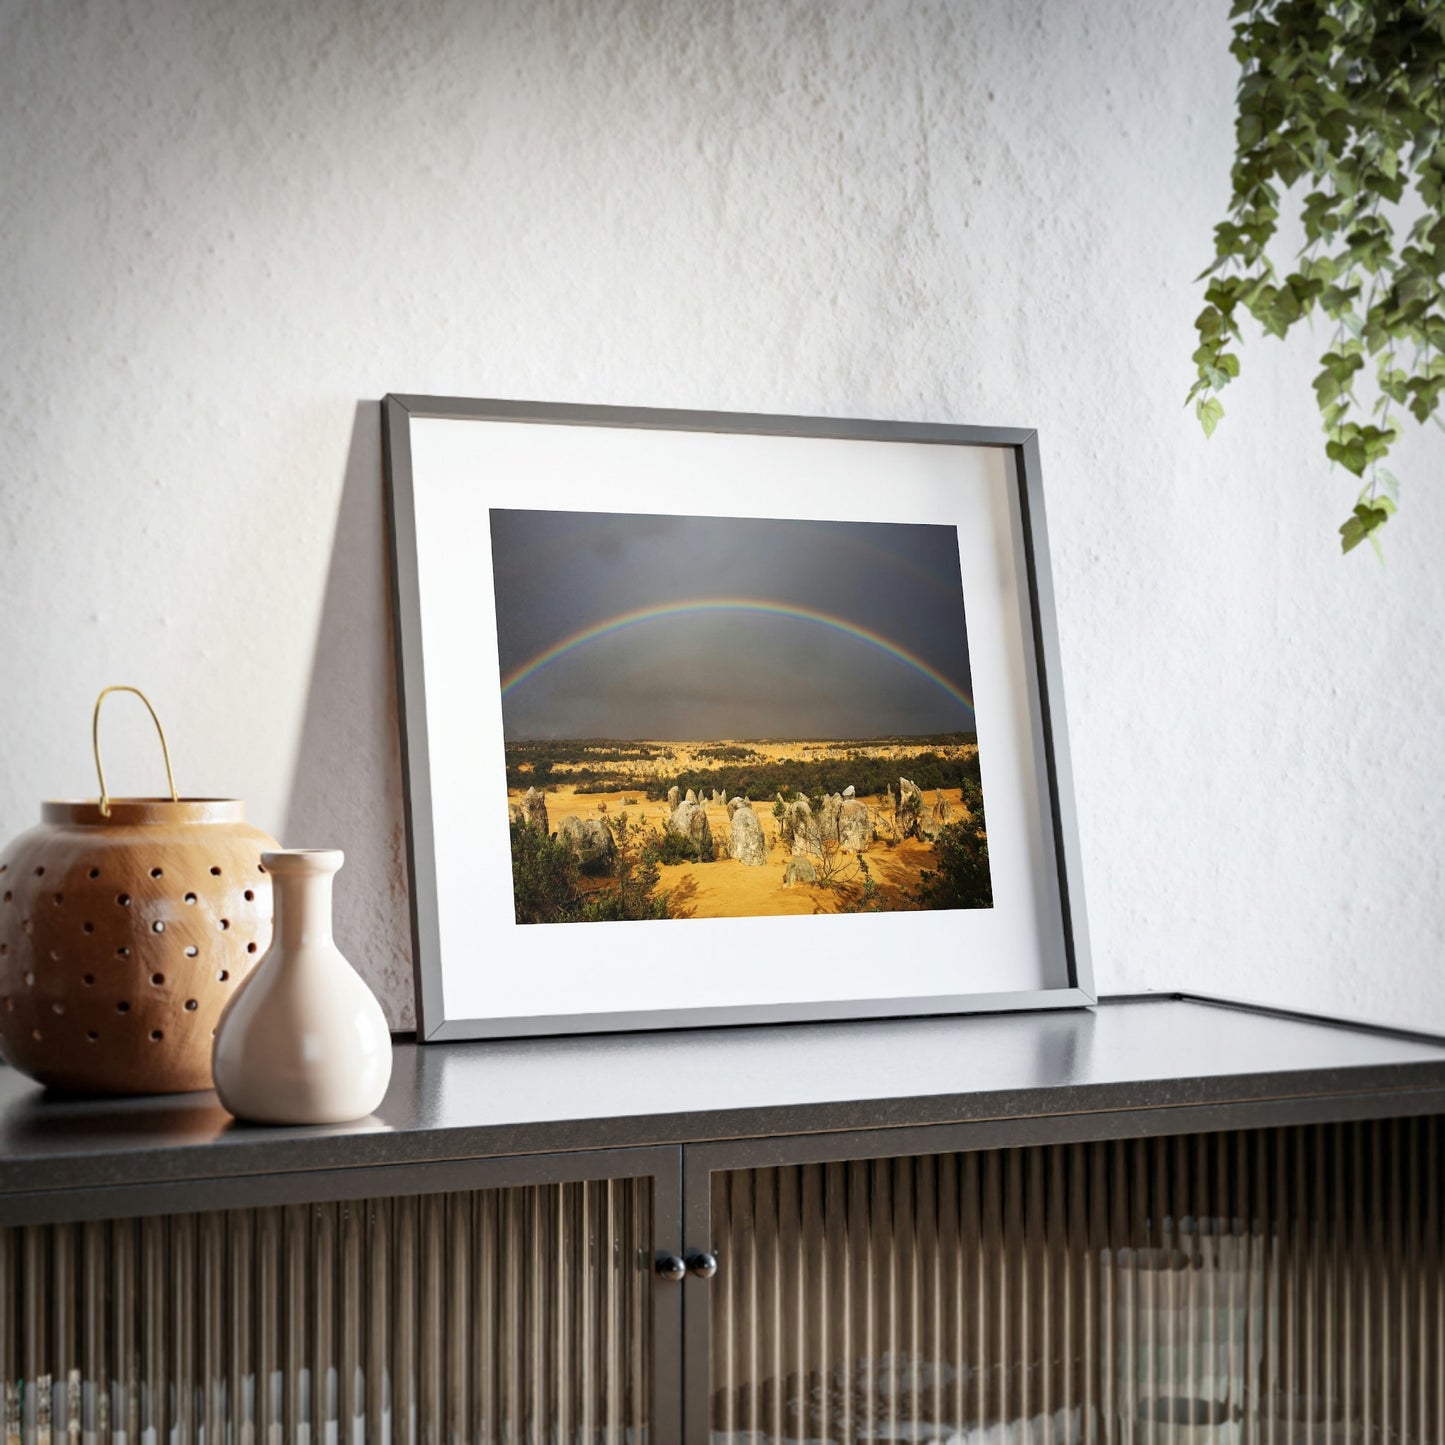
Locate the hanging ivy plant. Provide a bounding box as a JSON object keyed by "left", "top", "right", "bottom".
{"left": 1189, "top": 1, "right": 1445, "bottom": 554}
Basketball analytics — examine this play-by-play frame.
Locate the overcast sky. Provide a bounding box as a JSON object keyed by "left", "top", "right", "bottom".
{"left": 489, "top": 509, "right": 976, "bottom": 740}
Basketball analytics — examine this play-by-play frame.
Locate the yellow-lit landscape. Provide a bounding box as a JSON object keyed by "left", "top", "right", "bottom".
{"left": 504, "top": 736, "right": 990, "bottom": 923}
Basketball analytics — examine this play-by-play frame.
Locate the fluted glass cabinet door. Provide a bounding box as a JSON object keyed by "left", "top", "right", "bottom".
{"left": 692, "top": 1118, "right": 1443, "bottom": 1445}
{"left": 0, "top": 1147, "right": 681, "bottom": 1445}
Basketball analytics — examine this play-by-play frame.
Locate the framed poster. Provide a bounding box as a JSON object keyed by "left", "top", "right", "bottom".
{"left": 382, "top": 396, "right": 1093, "bottom": 1040}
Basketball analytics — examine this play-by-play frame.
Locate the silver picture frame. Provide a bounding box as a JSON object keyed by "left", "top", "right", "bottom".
{"left": 382, "top": 395, "right": 1094, "bottom": 1040}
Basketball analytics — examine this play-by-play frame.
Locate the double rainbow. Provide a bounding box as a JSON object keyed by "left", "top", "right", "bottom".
{"left": 499, "top": 598, "right": 975, "bottom": 717}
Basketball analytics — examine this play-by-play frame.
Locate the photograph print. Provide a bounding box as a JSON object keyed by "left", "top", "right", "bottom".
{"left": 492, "top": 508, "right": 992, "bottom": 926}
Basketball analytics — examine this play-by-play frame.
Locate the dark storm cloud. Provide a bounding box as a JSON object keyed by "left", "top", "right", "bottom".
{"left": 489, "top": 510, "right": 976, "bottom": 740}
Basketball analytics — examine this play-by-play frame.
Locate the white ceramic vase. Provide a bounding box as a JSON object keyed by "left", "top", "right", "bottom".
{"left": 212, "top": 849, "right": 392, "bottom": 1125}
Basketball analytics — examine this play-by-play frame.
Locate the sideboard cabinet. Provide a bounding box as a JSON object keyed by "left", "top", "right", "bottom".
{"left": 2, "top": 996, "right": 1443, "bottom": 1444}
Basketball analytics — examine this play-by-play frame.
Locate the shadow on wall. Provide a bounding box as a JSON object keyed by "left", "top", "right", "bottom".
{"left": 285, "top": 401, "right": 414, "bottom": 1032}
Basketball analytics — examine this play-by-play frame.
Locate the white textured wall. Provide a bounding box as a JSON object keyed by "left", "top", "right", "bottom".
{"left": 2, "top": 0, "right": 1442, "bottom": 1035}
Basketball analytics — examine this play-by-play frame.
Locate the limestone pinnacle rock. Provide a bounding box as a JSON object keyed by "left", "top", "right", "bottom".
{"left": 729, "top": 803, "right": 766, "bottom": 866}
{"left": 560, "top": 816, "right": 615, "bottom": 869}
{"left": 521, "top": 787, "right": 549, "bottom": 834}
{"left": 783, "top": 856, "right": 818, "bottom": 886}
{"left": 839, "top": 798, "right": 874, "bottom": 852}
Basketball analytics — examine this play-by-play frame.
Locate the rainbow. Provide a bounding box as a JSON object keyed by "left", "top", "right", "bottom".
{"left": 499, "top": 599, "right": 975, "bottom": 716}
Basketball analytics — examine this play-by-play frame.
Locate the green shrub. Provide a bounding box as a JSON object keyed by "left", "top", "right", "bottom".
{"left": 508, "top": 819, "right": 582, "bottom": 924}
{"left": 591, "top": 814, "right": 671, "bottom": 920}
{"left": 508, "top": 814, "right": 678, "bottom": 924}
{"left": 838, "top": 856, "right": 888, "bottom": 914}
{"left": 912, "top": 819, "right": 992, "bottom": 911}
{"left": 643, "top": 828, "right": 714, "bottom": 866}
{"left": 578, "top": 886, "right": 669, "bottom": 923}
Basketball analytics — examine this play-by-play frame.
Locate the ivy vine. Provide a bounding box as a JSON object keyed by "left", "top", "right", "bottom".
{"left": 1189, "top": 0, "right": 1445, "bottom": 554}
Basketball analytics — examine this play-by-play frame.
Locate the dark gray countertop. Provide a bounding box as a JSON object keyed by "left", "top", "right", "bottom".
{"left": 2, "top": 994, "right": 1443, "bottom": 1201}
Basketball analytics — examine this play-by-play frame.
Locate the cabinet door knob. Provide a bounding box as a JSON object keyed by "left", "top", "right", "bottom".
{"left": 655, "top": 1254, "right": 686, "bottom": 1282}
{"left": 686, "top": 1251, "right": 718, "bottom": 1280}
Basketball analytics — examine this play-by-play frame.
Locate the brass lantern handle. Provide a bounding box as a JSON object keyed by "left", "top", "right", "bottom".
{"left": 92, "top": 686, "right": 180, "bottom": 817}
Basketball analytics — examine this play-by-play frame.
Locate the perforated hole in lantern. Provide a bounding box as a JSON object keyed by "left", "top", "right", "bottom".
{"left": 82, "top": 974, "right": 95, "bottom": 987}
{"left": 82, "top": 921, "right": 94, "bottom": 934}
{"left": 3, "top": 893, "right": 11, "bottom": 904}
{"left": 86, "top": 1030, "right": 98, "bottom": 1042}
{"left": 184, "top": 893, "right": 197, "bottom": 905}
{"left": 184, "top": 945, "right": 198, "bottom": 958}
{"left": 0, "top": 943, "right": 7, "bottom": 956}
{"left": 116, "top": 1001, "right": 130, "bottom": 1013}
{"left": 150, "top": 973, "right": 165, "bottom": 987}
{"left": 152, "top": 920, "right": 165, "bottom": 934}
{"left": 184, "top": 998, "right": 198, "bottom": 1012}
{"left": 217, "top": 970, "right": 230, "bottom": 983}
{"left": 210, "top": 866, "right": 221, "bottom": 876}
{"left": 52, "top": 893, "right": 63, "bottom": 906}
{"left": 218, "top": 919, "right": 229, "bottom": 931}
{"left": 23, "top": 972, "right": 34, "bottom": 987}
{"left": 150, "top": 867, "right": 163, "bottom": 878}
{"left": 149, "top": 1029, "right": 163, "bottom": 1043}
{"left": 257, "top": 863, "right": 265, "bottom": 873}
{"left": 33, "top": 867, "right": 44, "bottom": 877}
{"left": 247, "top": 942, "right": 258, "bottom": 954}
{"left": 116, "top": 946, "right": 130, "bottom": 959}
{"left": 116, "top": 893, "right": 130, "bottom": 907}
{"left": 88, "top": 868, "right": 99, "bottom": 879}
{"left": 48, "top": 950, "right": 60, "bottom": 962}
{"left": 51, "top": 1001, "right": 64, "bottom": 1016}
{"left": 30, "top": 1029, "right": 41, "bottom": 1042}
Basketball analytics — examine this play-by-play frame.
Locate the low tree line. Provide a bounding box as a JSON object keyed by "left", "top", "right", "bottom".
{"left": 641, "top": 751, "right": 982, "bottom": 805}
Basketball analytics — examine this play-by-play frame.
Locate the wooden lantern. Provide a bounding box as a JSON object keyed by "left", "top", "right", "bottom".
{"left": 0, "top": 689, "right": 279, "bottom": 1094}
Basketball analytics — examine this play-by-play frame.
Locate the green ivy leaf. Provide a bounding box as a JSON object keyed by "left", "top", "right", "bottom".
{"left": 1313, "top": 370, "right": 1342, "bottom": 406}
{"left": 1197, "top": 396, "right": 1225, "bottom": 437}
{"left": 1339, "top": 501, "right": 1391, "bottom": 553}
